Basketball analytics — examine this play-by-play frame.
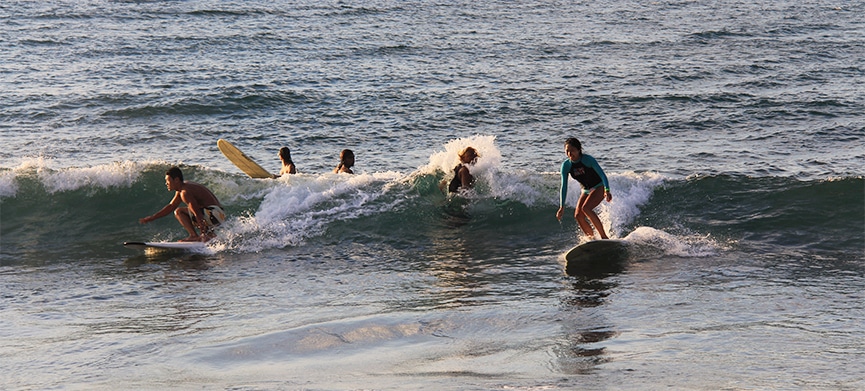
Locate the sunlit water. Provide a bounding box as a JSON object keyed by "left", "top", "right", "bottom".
{"left": 1, "top": 0, "right": 863, "bottom": 389}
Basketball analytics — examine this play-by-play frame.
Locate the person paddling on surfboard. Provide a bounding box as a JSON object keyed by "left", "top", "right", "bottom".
{"left": 448, "top": 146, "right": 479, "bottom": 193}
{"left": 333, "top": 149, "right": 355, "bottom": 174}
{"left": 275, "top": 146, "right": 297, "bottom": 177}
{"left": 139, "top": 166, "right": 226, "bottom": 242}
{"left": 556, "top": 137, "right": 613, "bottom": 240}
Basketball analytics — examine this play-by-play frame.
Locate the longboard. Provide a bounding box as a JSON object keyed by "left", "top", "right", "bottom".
{"left": 563, "top": 239, "right": 630, "bottom": 276}
{"left": 123, "top": 241, "right": 208, "bottom": 251}
{"left": 217, "top": 139, "right": 273, "bottom": 178}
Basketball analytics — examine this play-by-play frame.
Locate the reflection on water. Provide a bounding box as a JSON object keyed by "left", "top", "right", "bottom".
{"left": 552, "top": 327, "right": 618, "bottom": 375}
{"left": 421, "top": 227, "right": 491, "bottom": 309}
{"left": 563, "top": 277, "right": 619, "bottom": 308}
{"left": 107, "top": 254, "right": 229, "bottom": 337}
{"left": 123, "top": 252, "right": 215, "bottom": 271}
{"left": 555, "top": 265, "right": 626, "bottom": 374}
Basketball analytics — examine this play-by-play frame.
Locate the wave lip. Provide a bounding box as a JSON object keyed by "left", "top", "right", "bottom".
{"left": 2, "top": 142, "right": 861, "bottom": 265}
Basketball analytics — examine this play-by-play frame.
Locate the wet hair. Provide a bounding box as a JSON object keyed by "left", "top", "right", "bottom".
{"left": 339, "top": 149, "right": 354, "bottom": 167}
{"left": 565, "top": 137, "right": 582, "bottom": 152}
{"left": 459, "top": 146, "right": 479, "bottom": 163}
{"left": 166, "top": 166, "right": 183, "bottom": 182}
{"left": 279, "top": 147, "right": 293, "bottom": 165}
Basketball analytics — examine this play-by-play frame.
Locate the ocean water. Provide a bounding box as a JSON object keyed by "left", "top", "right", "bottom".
{"left": 1, "top": 1, "right": 863, "bottom": 389}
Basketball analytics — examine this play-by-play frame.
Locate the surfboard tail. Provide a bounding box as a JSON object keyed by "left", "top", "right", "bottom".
{"left": 217, "top": 139, "right": 273, "bottom": 178}
{"left": 123, "top": 241, "right": 208, "bottom": 251}
{"left": 564, "top": 239, "right": 630, "bottom": 277}
{"left": 123, "top": 241, "right": 149, "bottom": 250}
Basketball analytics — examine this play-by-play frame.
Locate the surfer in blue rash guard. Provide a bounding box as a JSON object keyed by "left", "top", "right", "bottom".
{"left": 139, "top": 166, "right": 226, "bottom": 242}
{"left": 555, "top": 137, "right": 613, "bottom": 240}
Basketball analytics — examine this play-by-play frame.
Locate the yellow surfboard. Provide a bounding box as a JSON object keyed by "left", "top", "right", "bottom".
{"left": 217, "top": 139, "right": 273, "bottom": 178}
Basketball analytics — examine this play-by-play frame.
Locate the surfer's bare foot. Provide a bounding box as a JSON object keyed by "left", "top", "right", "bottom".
{"left": 179, "top": 236, "right": 201, "bottom": 242}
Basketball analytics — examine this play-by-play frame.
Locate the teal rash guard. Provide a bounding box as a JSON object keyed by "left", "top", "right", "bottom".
{"left": 560, "top": 154, "right": 610, "bottom": 207}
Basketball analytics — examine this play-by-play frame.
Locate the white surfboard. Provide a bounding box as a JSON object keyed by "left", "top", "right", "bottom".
{"left": 217, "top": 138, "right": 273, "bottom": 178}
{"left": 123, "top": 241, "right": 208, "bottom": 251}
{"left": 563, "top": 239, "right": 630, "bottom": 276}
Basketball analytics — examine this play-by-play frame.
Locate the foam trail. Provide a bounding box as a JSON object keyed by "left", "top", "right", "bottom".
{"left": 218, "top": 171, "right": 405, "bottom": 252}
{"left": 604, "top": 172, "right": 666, "bottom": 237}
{"left": 624, "top": 226, "right": 721, "bottom": 257}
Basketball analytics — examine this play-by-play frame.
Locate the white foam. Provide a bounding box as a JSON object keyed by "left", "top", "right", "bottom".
{"left": 624, "top": 226, "right": 721, "bottom": 257}
{"left": 13, "top": 156, "right": 51, "bottom": 172}
{"left": 424, "top": 134, "right": 502, "bottom": 176}
{"left": 604, "top": 171, "right": 666, "bottom": 237}
{"left": 484, "top": 168, "right": 548, "bottom": 206}
{"left": 0, "top": 170, "right": 18, "bottom": 198}
{"left": 422, "top": 134, "right": 551, "bottom": 205}
{"left": 0, "top": 157, "right": 147, "bottom": 196}
{"left": 218, "top": 171, "right": 405, "bottom": 252}
{"left": 22, "top": 158, "right": 146, "bottom": 193}
{"left": 557, "top": 170, "right": 666, "bottom": 239}
{"left": 211, "top": 137, "right": 673, "bottom": 252}
{"left": 421, "top": 136, "right": 672, "bottom": 236}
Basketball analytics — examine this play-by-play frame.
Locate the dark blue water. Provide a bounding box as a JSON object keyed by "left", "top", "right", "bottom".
{"left": 1, "top": 1, "right": 863, "bottom": 389}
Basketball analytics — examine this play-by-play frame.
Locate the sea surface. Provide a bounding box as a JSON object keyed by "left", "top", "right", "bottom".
{"left": 1, "top": 1, "right": 863, "bottom": 389}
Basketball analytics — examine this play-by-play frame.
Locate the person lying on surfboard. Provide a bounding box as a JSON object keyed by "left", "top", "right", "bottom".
{"left": 275, "top": 146, "right": 297, "bottom": 177}
{"left": 139, "top": 166, "right": 226, "bottom": 242}
{"left": 555, "top": 137, "right": 613, "bottom": 240}
{"left": 448, "top": 146, "right": 479, "bottom": 193}
{"left": 333, "top": 149, "right": 355, "bottom": 174}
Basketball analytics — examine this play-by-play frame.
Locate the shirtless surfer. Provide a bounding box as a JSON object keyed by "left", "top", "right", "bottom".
{"left": 139, "top": 166, "right": 226, "bottom": 242}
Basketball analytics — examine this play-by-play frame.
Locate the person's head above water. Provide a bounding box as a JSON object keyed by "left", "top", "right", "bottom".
{"left": 334, "top": 149, "right": 355, "bottom": 174}
{"left": 279, "top": 147, "right": 293, "bottom": 164}
{"left": 339, "top": 149, "right": 354, "bottom": 167}
{"left": 458, "top": 146, "right": 479, "bottom": 164}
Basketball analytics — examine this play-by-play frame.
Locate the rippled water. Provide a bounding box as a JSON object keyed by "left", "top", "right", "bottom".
{"left": 1, "top": 0, "right": 863, "bottom": 389}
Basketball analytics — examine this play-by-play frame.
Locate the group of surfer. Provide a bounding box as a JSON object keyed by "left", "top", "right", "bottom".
{"left": 276, "top": 147, "right": 354, "bottom": 176}
{"left": 139, "top": 137, "right": 612, "bottom": 243}
{"left": 139, "top": 148, "right": 357, "bottom": 242}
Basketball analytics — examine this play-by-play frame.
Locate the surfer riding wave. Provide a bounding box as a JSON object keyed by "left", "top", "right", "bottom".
{"left": 139, "top": 166, "right": 225, "bottom": 242}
